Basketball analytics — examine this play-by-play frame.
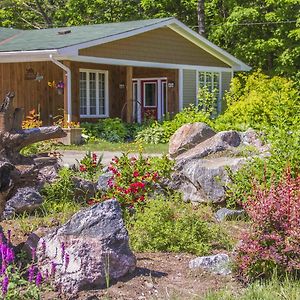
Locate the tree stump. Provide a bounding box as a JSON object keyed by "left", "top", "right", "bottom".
{"left": 0, "top": 92, "right": 67, "bottom": 217}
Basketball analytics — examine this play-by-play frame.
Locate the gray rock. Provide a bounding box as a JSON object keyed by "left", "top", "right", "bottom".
{"left": 169, "top": 123, "right": 215, "bottom": 158}
{"left": 171, "top": 157, "right": 246, "bottom": 203}
{"left": 36, "top": 199, "right": 136, "bottom": 294}
{"left": 176, "top": 130, "right": 241, "bottom": 165}
{"left": 215, "top": 208, "right": 246, "bottom": 222}
{"left": 4, "top": 187, "right": 43, "bottom": 218}
{"left": 72, "top": 176, "right": 97, "bottom": 202}
{"left": 189, "top": 253, "right": 231, "bottom": 275}
{"left": 22, "top": 232, "right": 40, "bottom": 259}
{"left": 240, "top": 128, "right": 270, "bottom": 153}
{"left": 97, "top": 171, "right": 113, "bottom": 191}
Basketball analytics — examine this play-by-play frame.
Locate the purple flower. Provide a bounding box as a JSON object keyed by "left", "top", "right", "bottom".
{"left": 7, "top": 230, "right": 11, "bottom": 244}
{"left": 64, "top": 253, "right": 70, "bottom": 271}
{"left": 31, "top": 247, "right": 36, "bottom": 261}
{"left": 2, "top": 276, "right": 9, "bottom": 296}
{"left": 1, "top": 261, "right": 6, "bottom": 275}
{"left": 35, "top": 272, "right": 43, "bottom": 286}
{"left": 61, "top": 242, "right": 65, "bottom": 262}
{"left": 50, "top": 262, "right": 57, "bottom": 277}
{"left": 28, "top": 265, "right": 35, "bottom": 282}
{"left": 6, "top": 248, "right": 14, "bottom": 263}
{"left": 41, "top": 239, "right": 46, "bottom": 256}
{"left": 44, "top": 269, "right": 49, "bottom": 280}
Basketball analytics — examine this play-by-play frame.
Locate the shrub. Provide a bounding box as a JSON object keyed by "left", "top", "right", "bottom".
{"left": 97, "top": 153, "right": 174, "bottom": 208}
{"left": 135, "top": 105, "right": 212, "bottom": 144}
{"left": 235, "top": 169, "right": 300, "bottom": 282}
{"left": 81, "top": 118, "right": 127, "bottom": 142}
{"left": 135, "top": 124, "right": 168, "bottom": 144}
{"left": 126, "top": 195, "right": 231, "bottom": 255}
{"left": 22, "top": 109, "right": 42, "bottom": 129}
{"left": 215, "top": 71, "right": 300, "bottom": 132}
{"left": 41, "top": 168, "right": 82, "bottom": 214}
{"left": 76, "top": 151, "right": 103, "bottom": 181}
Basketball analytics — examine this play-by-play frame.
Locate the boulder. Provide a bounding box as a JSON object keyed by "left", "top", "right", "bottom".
{"left": 97, "top": 171, "right": 113, "bottom": 191}
{"left": 189, "top": 253, "right": 231, "bottom": 275}
{"left": 4, "top": 187, "right": 43, "bottom": 218}
{"left": 36, "top": 199, "right": 136, "bottom": 294}
{"left": 176, "top": 130, "right": 241, "bottom": 166}
{"left": 169, "top": 123, "right": 215, "bottom": 158}
{"left": 72, "top": 176, "right": 97, "bottom": 202}
{"left": 214, "top": 208, "right": 246, "bottom": 222}
{"left": 170, "top": 157, "right": 246, "bottom": 203}
{"left": 240, "top": 128, "right": 270, "bottom": 153}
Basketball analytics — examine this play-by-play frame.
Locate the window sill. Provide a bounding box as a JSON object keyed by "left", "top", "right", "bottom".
{"left": 80, "top": 115, "right": 109, "bottom": 118}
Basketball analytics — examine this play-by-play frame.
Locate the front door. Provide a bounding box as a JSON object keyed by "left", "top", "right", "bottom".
{"left": 133, "top": 78, "right": 167, "bottom": 123}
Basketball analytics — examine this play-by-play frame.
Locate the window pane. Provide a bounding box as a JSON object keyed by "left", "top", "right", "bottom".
{"left": 206, "top": 73, "right": 212, "bottom": 92}
{"left": 199, "top": 72, "right": 205, "bottom": 88}
{"left": 79, "top": 72, "right": 87, "bottom": 115}
{"left": 99, "top": 73, "right": 105, "bottom": 115}
{"left": 89, "top": 72, "right": 96, "bottom": 115}
{"left": 144, "top": 83, "right": 157, "bottom": 107}
{"left": 213, "top": 73, "right": 219, "bottom": 91}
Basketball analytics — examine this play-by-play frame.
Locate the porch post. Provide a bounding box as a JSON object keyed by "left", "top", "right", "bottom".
{"left": 126, "top": 66, "right": 133, "bottom": 123}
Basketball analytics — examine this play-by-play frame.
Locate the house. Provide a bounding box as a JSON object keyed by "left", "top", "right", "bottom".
{"left": 0, "top": 18, "right": 250, "bottom": 124}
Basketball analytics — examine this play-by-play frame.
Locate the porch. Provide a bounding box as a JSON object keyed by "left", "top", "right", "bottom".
{"left": 0, "top": 60, "right": 179, "bottom": 125}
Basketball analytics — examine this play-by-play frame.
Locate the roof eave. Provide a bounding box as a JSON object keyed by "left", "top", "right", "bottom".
{"left": 0, "top": 49, "right": 59, "bottom": 62}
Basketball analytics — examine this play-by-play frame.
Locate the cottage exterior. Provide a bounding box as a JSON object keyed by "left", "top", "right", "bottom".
{"left": 0, "top": 18, "right": 250, "bottom": 124}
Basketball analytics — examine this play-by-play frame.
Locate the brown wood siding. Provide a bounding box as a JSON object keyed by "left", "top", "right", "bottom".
{"left": 0, "top": 61, "right": 64, "bottom": 125}
{"left": 69, "top": 62, "right": 127, "bottom": 122}
{"left": 79, "top": 27, "right": 229, "bottom": 68}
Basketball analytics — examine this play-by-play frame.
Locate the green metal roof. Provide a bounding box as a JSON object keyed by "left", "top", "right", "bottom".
{"left": 0, "top": 18, "right": 173, "bottom": 52}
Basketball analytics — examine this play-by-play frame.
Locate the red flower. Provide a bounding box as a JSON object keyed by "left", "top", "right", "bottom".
{"left": 80, "top": 165, "right": 87, "bottom": 172}
{"left": 92, "top": 153, "right": 97, "bottom": 162}
{"left": 87, "top": 199, "right": 96, "bottom": 206}
{"left": 133, "top": 170, "right": 139, "bottom": 177}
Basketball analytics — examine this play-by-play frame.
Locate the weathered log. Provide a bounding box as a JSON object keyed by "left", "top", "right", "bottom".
{"left": 0, "top": 92, "right": 67, "bottom": 218}
{"left": 0, "top": 162, "right": 15, "bottom": 216}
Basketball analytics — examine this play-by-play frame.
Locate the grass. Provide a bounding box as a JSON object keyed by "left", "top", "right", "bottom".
{"left": 203, "top": 276, "right": 300, "bottom": 300}
{"left": 54, "top": 140, "right": 169, "bottom": 154}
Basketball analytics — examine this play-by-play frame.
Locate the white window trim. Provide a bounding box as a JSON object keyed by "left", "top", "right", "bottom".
{"left": 79, "top": 68, "right": 109, "bottom": 118}
{"left": 143, "top": 81, "right": 158, "bottom": 108}
{"left": 196, "top": 70, "right": 222, "bottom": 113}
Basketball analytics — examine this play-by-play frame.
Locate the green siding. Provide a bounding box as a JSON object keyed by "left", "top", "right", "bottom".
{"left": 183, "top": 69, "right": 197, "bottom": 108}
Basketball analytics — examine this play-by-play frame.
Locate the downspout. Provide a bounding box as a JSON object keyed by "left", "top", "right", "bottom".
{"left": 49, "top": 54, "right": 72, "bottom": 123}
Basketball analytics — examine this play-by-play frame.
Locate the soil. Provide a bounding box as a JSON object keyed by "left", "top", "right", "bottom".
{"left": 1, "top": 220, "right": 248, "bottom": 300}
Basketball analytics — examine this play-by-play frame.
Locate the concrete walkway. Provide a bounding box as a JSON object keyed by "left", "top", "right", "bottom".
{"left": 58, "top": 150, "right": 161, "bottom": 167}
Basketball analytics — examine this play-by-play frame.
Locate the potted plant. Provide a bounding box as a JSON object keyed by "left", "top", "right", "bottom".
{"left": 48, "top": 80, "right": 64, "bottom": 95}
{"left": 54, "top": 114, "right": 82, "bottom": 145}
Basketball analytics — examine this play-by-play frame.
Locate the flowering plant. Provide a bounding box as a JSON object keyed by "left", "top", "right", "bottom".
{"left": 96, "top": 153, "right": 173, "bottom": 209}
{"left": 48, "top": 80, "right": 64, "bottom": 89}
{"left": 235, "top": 168, "right": 300, "bottom": 282}
{"left": 77, "top": 151, "right": 103, "bottom": 180}
{"left": 22, "top": 109, "right": 43, "bottom": 129}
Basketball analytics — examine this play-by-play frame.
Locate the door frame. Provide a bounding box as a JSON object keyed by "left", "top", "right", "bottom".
{"left": 132, "top": 77, "right": 167, "bottom": 123}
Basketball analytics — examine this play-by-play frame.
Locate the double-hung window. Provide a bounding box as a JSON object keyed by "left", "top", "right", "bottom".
{"left": 197, "top": 71, "right": 221, "bottom": 113}
{"left": 79, "top": 69, "right": 108, "bottom": 118}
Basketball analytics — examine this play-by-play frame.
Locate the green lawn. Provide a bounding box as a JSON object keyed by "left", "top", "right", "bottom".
{"left": 54, "top": 140, "right": 169, "bottom": 154}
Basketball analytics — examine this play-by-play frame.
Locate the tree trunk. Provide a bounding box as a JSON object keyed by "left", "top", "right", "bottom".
{"left": 197, "top": 0, "right": 206, "bottom": 36}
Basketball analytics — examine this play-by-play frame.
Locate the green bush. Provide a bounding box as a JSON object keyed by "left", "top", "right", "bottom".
{"left": 81, "top": 118, "right": 127, "bottom": 142}
{"left": 135, "top": 105, "right": 213, "bottom": 144}
{"left": 126, "top": 195, "right": 231, "bottom": 255}
{"left": 215, "top": 71, "right": 300, "bottom": 132}
{"left": 41, "top": 168, "right": 82, "bottom": 214}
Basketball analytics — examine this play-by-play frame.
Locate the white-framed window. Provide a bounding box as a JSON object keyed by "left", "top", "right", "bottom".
{"left": 79, "top": 69, "right": 109, "bottom": 118}
{"left": 197, "top": 71, "right": 221, "bottom": 113}
{"left": 198, "top": 71, "right": 220, "bottom": 93}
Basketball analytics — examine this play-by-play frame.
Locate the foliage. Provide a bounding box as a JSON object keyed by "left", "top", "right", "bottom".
{"left": 81, "top": 118, "right": 128, "bottom": 143}
{"left": 96, "top": 153, "right": 174, "bottom": 209}
{"left": 197, "top": 86, "right": 218, "bottom": 116}
{"left": 136, "top": 105, "right": 212, "bottom": 144}
{"left": 1, "top": 1, "right": 298, "bottom": 77}
{"left": 204, "top": 276, "right": 300, "bottom": 300}
{"left": 135, "top": 124, "right": 168, "bottom": 144}
{"left": 41, "top": 168, "right": 82, "bottom": 215}
{"left": 235, "top": 169, "right": 300, "bottom": 282}
{"left": 22, "top": 109, "right": 42, "bottom": 129}
{"left": 219, "top": 71, "right": 300, "bottom": 207}
{"left": 126, "top": 195, "right": 231, "bottom": 255}
{"left": 20, "top": 141, "right": 58, "bottom": 157}
{"left": 76, "top": 151, "right": 103, "bottom": 181}
{"left": 215, "top": 71, "right": 300, "bottom": 132}
{"left": 0, "top": 231, "right": 44, "bottom": 299}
